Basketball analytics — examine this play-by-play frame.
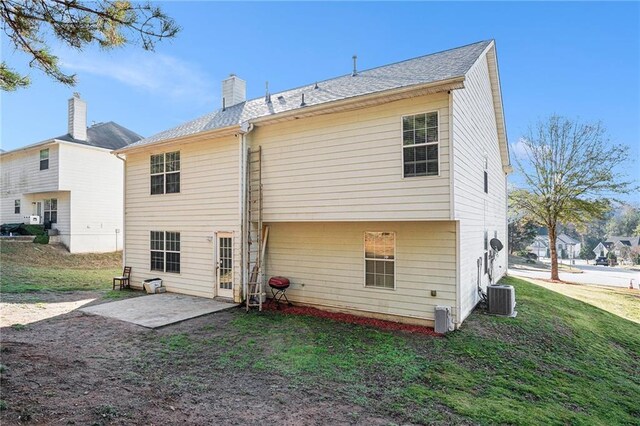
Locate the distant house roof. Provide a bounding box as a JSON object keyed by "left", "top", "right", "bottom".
{"left": 55, "top": 121, "right": 143, "bottom": 150}
{"left": 605, "top": 236, "right": 640, "bottom": 247}
{"left": 557, "top": 233, "right": 579, "bottom": 245}
{"left": 527, "top": 235, "right": 549, "bottom": 249}
{"left": 124, "top": 40, "right": 493, "bottom": 150}
{"left": 1, "top": 121, "right": 142, "bottom": 157}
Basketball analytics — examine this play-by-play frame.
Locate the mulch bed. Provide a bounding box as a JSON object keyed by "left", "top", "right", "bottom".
{"left": 263, "top": 301, "right": 442, "bottom": 336}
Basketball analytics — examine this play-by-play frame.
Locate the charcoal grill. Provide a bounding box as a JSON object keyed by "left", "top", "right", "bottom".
{"left": 268, "top": 276, "right": 292, "bottom": 309}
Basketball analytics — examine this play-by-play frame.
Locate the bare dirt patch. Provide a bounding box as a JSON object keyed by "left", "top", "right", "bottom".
{"left": 0, "top": 297, "right": 402, "bottom": 425}
{"left": 0, "top": 291, "right": 142, "bottom": 328}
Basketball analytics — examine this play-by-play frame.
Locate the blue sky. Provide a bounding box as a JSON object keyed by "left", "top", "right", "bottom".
{"left": 1, "top": 1, "right": 639, "bottom": 201}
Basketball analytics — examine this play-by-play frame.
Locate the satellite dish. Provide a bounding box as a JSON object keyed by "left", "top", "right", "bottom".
{"left": 490, "top": 238, "right": 504, "bottom": 252}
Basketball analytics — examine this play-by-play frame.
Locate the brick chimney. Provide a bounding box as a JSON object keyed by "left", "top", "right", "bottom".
{"left": 68, "top": 93, "right": 87, "bottom": 141}
{"left": 221, "top": 74, "right": 246, "bottom": 109}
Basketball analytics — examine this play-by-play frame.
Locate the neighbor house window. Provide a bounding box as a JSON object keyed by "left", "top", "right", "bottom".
{"left": 150, "top": 151, "right": 180, "bottom": 195}
{"left": 40, "top": 149, "right": 49, "bottom": 170}
{"left": 44, "top": 199, "right": 57, "bottom": 224}
{"left": 364, "top": 232, "right": 395, "bottom": 289}
{"left": 14, "top": 200, "right": 20, "bottom": 214}
{"left": 402, "top": 112, "right": 438, "bottom": 177}
{"left": 150, "top": 231, "right": 180, "bottom": 273}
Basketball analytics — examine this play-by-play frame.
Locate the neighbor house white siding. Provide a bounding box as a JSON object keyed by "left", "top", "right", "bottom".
{"left": 58, "top": 143, "right": 124, "bottom": 253}
{"left": 1, "top": 142, "right": 126, "bottom": 253}
{"left": 123, "top": 135, "right": 243, "bottom": 300}
{"left": 264, "top": 221, "right": 457, "bottom": 324}
{"left": 451, "top": 51, "right": 508, "bottom": 324}
{"left": 252, "top": 93, "right": 451, "bottom": 222}
{"left": 0, "top": 143, "right": 60, "bottom": 224}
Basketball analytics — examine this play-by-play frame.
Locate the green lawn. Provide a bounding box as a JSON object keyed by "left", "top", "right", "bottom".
{"left": 148, "top": 276, "right": 639, "bottom": 425}
{"left": 1, "top": 241, "right": 638, "bottom": 424}
{"left": 0, "top": 242, "right": 120, "bottom": 293}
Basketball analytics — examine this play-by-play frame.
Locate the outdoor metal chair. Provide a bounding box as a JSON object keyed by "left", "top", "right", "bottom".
{"left": 113, "top": 267, "right": 132, "bottom": 290}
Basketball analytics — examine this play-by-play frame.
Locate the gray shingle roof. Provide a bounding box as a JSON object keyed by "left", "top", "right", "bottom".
{"left": 126, "top": 40, "right": 492, "bottom": 150}
{"left": 55, "top": 121, "right": 143, "bottom": 150}
{"left": 605, "top": 236, "right": 640, "bottom": 247}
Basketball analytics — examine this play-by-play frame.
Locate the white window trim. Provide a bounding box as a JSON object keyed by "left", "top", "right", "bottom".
{"left": 150, "top": 231, "right": 181, "bottom": 274}
{"left": 150, "top": 151, "right": 181, "bottom": 195}
{"left": 363, "top": 231, "right": 397, "bottom": 291}
{"left": 400, "top": 110, "right": 441, "bottom": 179}
{"left": 40, "top": 148, "right": 49, "bottom": 170}
{"left": 44, "top": 198, "right": 57, "bottom": 223}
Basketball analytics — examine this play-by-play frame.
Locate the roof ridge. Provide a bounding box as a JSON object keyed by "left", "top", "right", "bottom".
{"left": 243, "top": 40, "right": 492, "bottom": 104}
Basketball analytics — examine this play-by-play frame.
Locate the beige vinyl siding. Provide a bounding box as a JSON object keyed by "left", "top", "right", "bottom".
{"left": 123, "top": 135, "right": 242, "bottom": 300}
{"left": 264, "top": 221, "right": 457, "bottom": 323}
{"left": 58, "top": 143, "right": 124, "bottom": 253}
{"left": 252, "top": 93, "right": 451, "bottom": 222}
{"left": 0, "top": 144, "right": 59, "bottom": 224}
{"left": 451, "top": 50, "right": 508, "bottom": 324}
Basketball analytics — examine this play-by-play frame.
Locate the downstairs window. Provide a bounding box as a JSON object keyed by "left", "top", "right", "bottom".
{"left": 364, "top": 231, "right": 396, "bottom": 289}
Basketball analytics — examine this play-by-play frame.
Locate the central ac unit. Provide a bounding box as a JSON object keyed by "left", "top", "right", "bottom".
{"left": 487, "top": 284, "right": 517, "bottom": 317}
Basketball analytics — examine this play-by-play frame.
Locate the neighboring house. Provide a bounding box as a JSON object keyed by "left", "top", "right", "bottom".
{"left": 527, "top": 235, "right": 549, "bottom": 258}
{"left": 593, "top": 242, "right": 609, "bottom": 258}
{"left": 557, "top": 233, "right": 580, "bottom": 259}
{"left": 0, "top": 94, "right": 142, "bottom": 253}
{"left": 602, "top": 236, "right": 640, "bottom": 261}
{"left": 115, "top": 40, "right": 510, "bottom": 328}
{"left": 529, "top": 233, "right": 580, "bottom": 259}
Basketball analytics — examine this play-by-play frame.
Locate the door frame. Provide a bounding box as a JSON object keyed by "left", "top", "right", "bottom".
{"left": 215, "top": 231, "right": 234, "bottom": 299}
{"left": 34, "top": 201, "right": 43, "bottom": 223}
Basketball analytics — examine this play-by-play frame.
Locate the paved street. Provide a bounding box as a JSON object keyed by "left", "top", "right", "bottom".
{"left": 509, "top": 261, "right": 640, "bottom": 288}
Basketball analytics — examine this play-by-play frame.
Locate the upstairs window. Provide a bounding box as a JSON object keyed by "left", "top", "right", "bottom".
{"left": 40, "top": 149, "right": 49, "bottom": 170}
{"left": 402, "top": 112, "right": 439, "bottom": 177}
{"left": 484, "top": 171, "right": 488, "bottom": 193}
{"left": 483, "top": 155, "right": 489, "bottom": 194}
{"left": 364, "top": 232, "right": 396, "bottom": 289}
{"left": 14, "top": 200, "right": 20, "bottom": 214}
{"left": 44, "top": 199, "right": 57, "bottom": 224}
{"left": 150, "top": 231, "right": 181, "bottom": 273}
{"left": 150, "top": 151, "right": 180, "bottom": 195}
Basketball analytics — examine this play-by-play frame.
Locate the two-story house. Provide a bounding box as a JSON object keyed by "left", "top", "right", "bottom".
{"left": 0, "top": 94, "right": 142, "bottom": 253}
{"left": 115, "top": 40, "right": 510, "bottom": 328}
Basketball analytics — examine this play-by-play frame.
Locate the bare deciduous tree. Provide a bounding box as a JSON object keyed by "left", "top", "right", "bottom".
{"left": 1, "top": 0, "right": 179, "bottom": 91}
{"left": 511, "top": 115, "right": 637, "bottom": 280}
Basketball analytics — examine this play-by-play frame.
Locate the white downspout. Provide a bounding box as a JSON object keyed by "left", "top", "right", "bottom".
{"left": 449, "top": 90, "right": 462, "bottom": 330}
{"left": 115, "top": 153, "right": 126, "bottom": 268}
{"left": 239, "top": 122, "right": 254, "bottom": 303}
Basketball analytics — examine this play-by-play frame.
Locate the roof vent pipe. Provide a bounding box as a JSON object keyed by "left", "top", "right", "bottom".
{"left": 265, "top": 81, "right": 271, "bottom": 103}
{"left": 352, "top": 54, "right": 358, "bottom": 76}
{"left": 300, "top": 93, "right": 306, "bottom": 107}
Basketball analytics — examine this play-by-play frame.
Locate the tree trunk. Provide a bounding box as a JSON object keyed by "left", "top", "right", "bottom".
{"left": 548, "top": 224, "right": 560, "bottom": 281}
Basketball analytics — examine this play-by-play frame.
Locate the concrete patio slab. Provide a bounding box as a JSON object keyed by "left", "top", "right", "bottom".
{"left": 80, "top": 294, "right": 237, "bottom": 328}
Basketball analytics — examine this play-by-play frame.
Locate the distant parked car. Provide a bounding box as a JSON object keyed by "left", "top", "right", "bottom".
{"left": 595, "top": 256, "right": 609, "bottom": 266}
{"left": 526, "top": 252, "right": 538, "bottom": 260}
